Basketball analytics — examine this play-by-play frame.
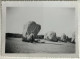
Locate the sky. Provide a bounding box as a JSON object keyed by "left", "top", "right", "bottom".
{"left": 6, "top": 7, "right": 75, "bottom": 37}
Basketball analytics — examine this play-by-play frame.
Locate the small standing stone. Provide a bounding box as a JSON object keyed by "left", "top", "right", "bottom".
{"left": 61, "top": 33, "right": 67, "bottom": 42}
{"left": 44, "top": 31, "right": 58, "bottom": 42}
{"left": 71, "top": 32, "right": 75, "bottom": 43}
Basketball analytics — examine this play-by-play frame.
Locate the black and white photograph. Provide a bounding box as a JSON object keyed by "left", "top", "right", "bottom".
{"left": 1, "top": 1, "right": 78, "bottom": 57}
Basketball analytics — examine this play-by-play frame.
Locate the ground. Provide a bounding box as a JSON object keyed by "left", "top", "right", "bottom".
{"left": 5, "top": 38, "right": 75, "bottom": 53}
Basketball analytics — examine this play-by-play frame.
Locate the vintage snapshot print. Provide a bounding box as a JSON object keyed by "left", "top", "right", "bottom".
{"left": 2, "top": 0, "right": 78, "bottom": 1}
{"left": 1, "top": 1, "right": 79, "bottom": 57}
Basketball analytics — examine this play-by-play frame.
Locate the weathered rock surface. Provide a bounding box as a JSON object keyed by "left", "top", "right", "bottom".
{"left": 71, "top": 32, "right": 75, "bottom": 43}
{"left": 22, "top": 21, "right": 41, "bottom": 41}
{"left": 44, "top": 31, "right": 58, "bottom": 42}
{"left": 61, "top": 34, "right": 67, "bottom": 42}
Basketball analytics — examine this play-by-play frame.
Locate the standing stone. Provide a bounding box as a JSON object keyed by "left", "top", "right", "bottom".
{"left": 71, "top": 32, "right": 75, "bottom": 43}
{"left": 44, "top": 31, "right": 58, "bottom": 42}
{"left": 22, "top": 21, "right": 41, "bottom": 41}
{"left": 57, "top": 37, "right": 61, "bottom": 41}
{"left": 61, "top": 33, "right": 67, "bottom": 42}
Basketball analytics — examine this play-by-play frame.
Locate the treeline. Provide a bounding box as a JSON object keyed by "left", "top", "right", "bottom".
{"left": 6, "top": 33, "right": 75, "bottom": 43}
{"left": 6, "top": 33, "right": 44, "bottom": 39}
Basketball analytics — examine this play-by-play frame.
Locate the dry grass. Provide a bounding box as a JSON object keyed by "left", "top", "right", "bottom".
{"left": 5, "top": 38, "right": 75, "bottom": 53}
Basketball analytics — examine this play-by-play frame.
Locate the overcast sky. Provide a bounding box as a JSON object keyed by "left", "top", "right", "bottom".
{"left": 6, "top": 7, "right": 75, "bottom": 37}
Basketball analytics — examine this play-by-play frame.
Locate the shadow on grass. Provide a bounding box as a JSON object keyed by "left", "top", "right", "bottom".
{"left": 35, "top": 42, "right": 63, "bottom": 45}
{"left": 22, "top": 41, "right": 63, "bottom": 45}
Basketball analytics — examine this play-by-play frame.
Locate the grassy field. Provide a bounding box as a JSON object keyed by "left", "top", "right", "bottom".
{"left": 5, "top": 38, "right": 75, "bottom": 53}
